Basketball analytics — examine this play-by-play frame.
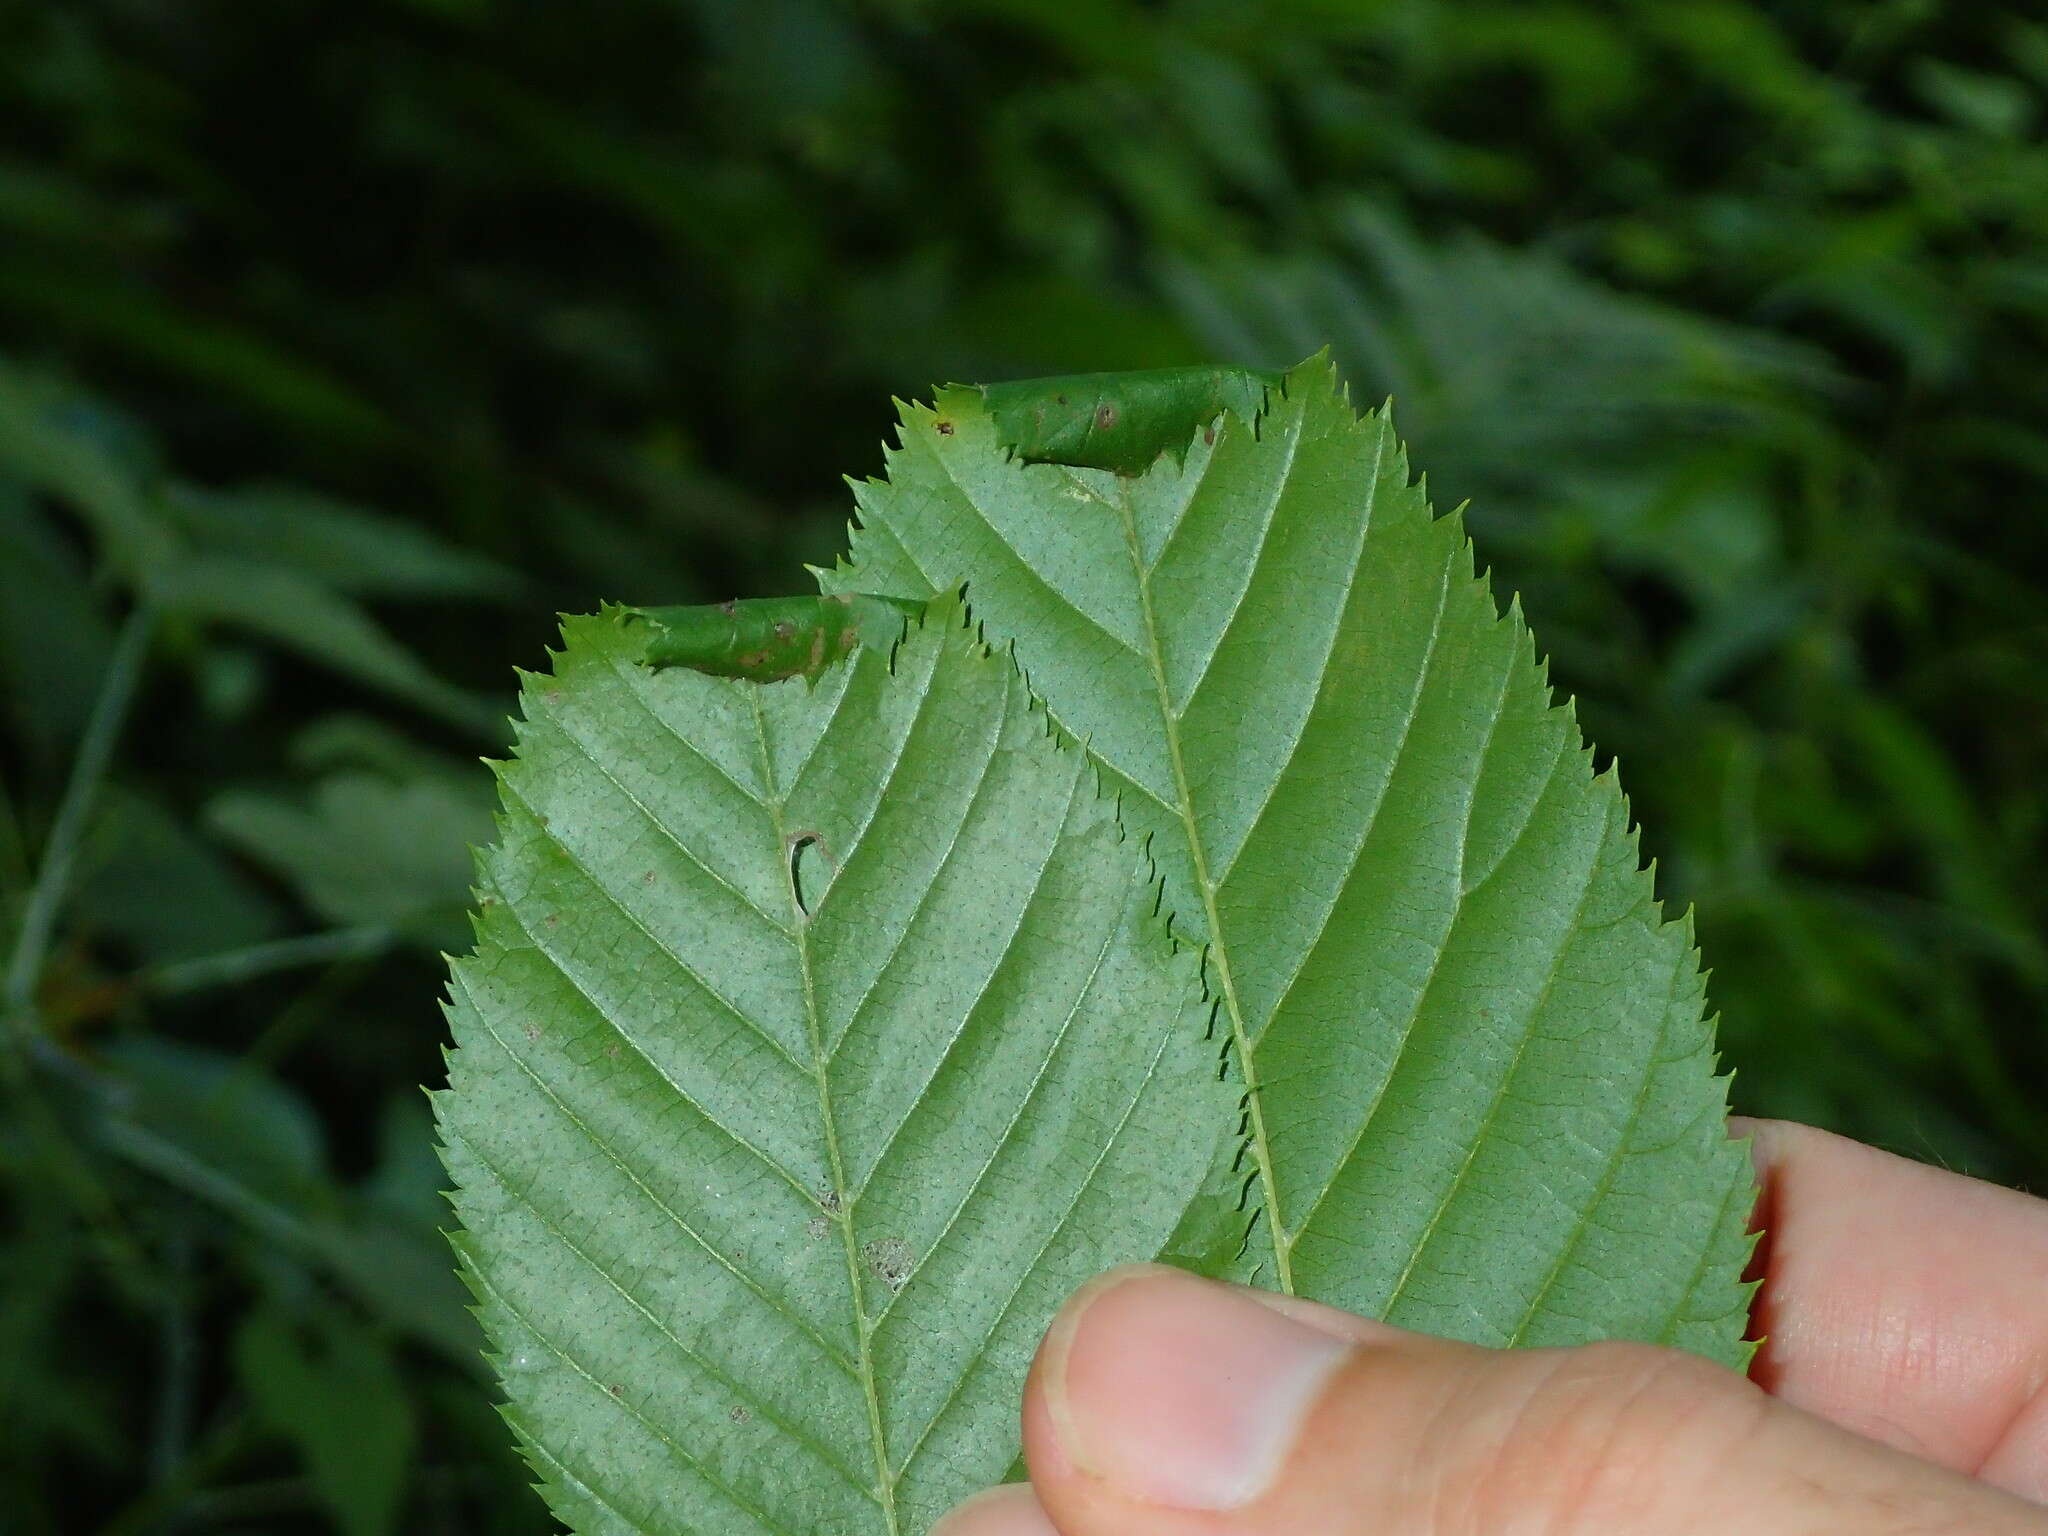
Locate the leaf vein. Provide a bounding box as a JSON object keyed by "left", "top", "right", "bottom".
{"left": 923, "top": 431, "right": 1147, "bottom": 663}
{"left": 452, "top": 964, "right": 857, "bottom": 1372}
{"left": 496, "top": 777, "right": 811, "bottom": 1078}
{"left": 1375, "top": 797, "right": 1609, "bottom": 1320}
{"left": 462, "top": 1254, "right": 789, "bottom": 1535}
{"left": 867, "top": 768, "right": 1126, "bottom": 1287}
{"left": 543, "top": 705, "right": 793, "bottom": 938}
{"left": 826, "top": 664, "right": 1009, "bottom": 1065}
{"left": 851, "top": 751, "right": 1089, "bottom": 1198}
{"left": 1171, "top": 398, "right": 1314, "bottom": 720}
{"left": 1281, "top": 616, "right": 1520, "bottom": 1239}
{"left": 446, "top": 1120, "right": 871, "bottom": 1487}
{"left": 889, "top": 998, "right": 1181, "bottom": 1477}
{"left": 1208, "top": 414, "right": 1389, "bottom": 889}
{"left": 601, "top": 649, "right": 772, "bottom": 807}
{"left": 1503, "top": 940, "right": 1692, "bottom": 1346}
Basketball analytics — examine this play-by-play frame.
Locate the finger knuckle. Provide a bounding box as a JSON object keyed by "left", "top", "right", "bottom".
{"left": 1427, "top": 1340, "right": 1767, "bottom": 1535}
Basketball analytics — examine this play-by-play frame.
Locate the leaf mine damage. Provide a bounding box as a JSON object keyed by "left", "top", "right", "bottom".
{"left": 621, "top": 592, "right": 921, "bottom": 681}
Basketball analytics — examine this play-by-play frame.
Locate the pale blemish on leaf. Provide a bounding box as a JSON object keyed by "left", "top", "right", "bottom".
{"left": 861, "top": 1237, "right": 914, "bottom": 1291}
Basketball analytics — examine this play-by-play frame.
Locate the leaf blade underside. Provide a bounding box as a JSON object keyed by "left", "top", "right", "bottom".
{"left": 436, "top": 600, "right": 1230, "bottom": 1535}
{"left": 821, "top": 360, "right": 1756, "bottom": 1365}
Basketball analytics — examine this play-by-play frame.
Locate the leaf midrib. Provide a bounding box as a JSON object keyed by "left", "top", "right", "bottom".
{"left": 1105, "top": 408, "right": 1311, "bottom": 1296}
{"left": 750, "top": 687, "right": 901, "bottom": 1536}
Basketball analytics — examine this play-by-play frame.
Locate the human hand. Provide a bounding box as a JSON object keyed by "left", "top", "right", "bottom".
{"left": 932, "top": 1119, "right": 2048, "bottom": 1534}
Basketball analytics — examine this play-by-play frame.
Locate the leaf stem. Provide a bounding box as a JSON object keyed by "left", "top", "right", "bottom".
{"left": 5, "top": 601, "right": 156, "bottom": 1034}
{"left": 0, "top": 769, "right": 29, "bottom": 891}
{"left": 1112, "top": 488, "right": 1295, "bottom": 1295}
{"left": 0, "top": 604, "right": 156, "bottom": 1284}
{"left": 149, "top": 1225, "right": 198, "bottom": 1487}
{"left": 140, "top": 925, "right": 395, "bottom": 997}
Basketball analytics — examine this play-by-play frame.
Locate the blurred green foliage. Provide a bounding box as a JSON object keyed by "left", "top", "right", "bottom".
{"left": 2, "top": 1, "right": 2044, "bottom": 1530}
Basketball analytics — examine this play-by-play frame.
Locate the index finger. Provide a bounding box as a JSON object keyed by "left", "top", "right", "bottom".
{"left": 1742, "top": 1116, "right": 2048, "bottom": 1501}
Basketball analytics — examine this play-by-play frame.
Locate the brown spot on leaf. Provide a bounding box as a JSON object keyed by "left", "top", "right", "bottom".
{"left": 608, "top": 1383, "right": 622, "bottom": 1397}
{"left": 1203, "top": 423, "right": 1216, "bottom": 445}
{"left": 729, "top": 1406, "right": 752, "bottom": 1424}
{"left": 935, "top": 419, "right": 954, "bottom": 437}
{"left": 806, "top": 1217, "right": 830, "bottom": 1242}
{"left": 817, "top": 1188, "right": 842, "bottom": 1213}
{"left": 774, "top": 620, "right": 795, "bottom": 640}
{"left": 1095, "top": 402, "right": 1118, "bottom": 431}
{"left": 839, "top": 627, "right": 858, "bottom": 649}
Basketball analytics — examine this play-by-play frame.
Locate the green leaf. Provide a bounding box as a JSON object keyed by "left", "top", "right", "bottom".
{"left": 436, "top": 597, "right": 1230, "bottom": 1533}
{"left": 0, "top": 359, "right": 176, "bottom": 575}
{"left": 98, "top": 1036, "right": 332, "bottom": 1223}
{"left": 164, "top": 483, "right": 521, "bottom": 601}
{"left": 236, "top": 1306, "right": 417, "bottom": 1536}
{"left": 822, "top": 357, "right": 1756, "bottom": 1363}
{"left": 93, "top": 1039, "right": 478, "bottom": 1360}
{"left": 73, "top": 787, "right": 284, "bottom": 964}
{"left": 206, "top": 769, "right": 495, "bottom": 948}
{"left": 151, "top": 556, "right": 499, "bottom": 736}
{"left": 0, "top": 485, "right": 116, "bottom": 765}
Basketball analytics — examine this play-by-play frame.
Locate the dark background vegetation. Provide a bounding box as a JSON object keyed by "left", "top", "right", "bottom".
{"left": 3, "top": 1, "right": 2044, "bottom": 1529}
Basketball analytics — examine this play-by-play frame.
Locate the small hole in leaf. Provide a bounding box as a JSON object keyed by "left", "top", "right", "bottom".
{"left": 790, "top": 834, "right": 824, "bottom": 916}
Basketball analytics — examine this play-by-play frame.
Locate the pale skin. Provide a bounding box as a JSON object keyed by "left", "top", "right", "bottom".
{"left": 933, "top": 1118, "right": 2048, "bottom": 1535}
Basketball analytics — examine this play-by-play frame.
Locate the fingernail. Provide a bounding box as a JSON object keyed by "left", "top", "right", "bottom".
{"left": 1041, "top": 1264, "right": 1351, "bottom": 1511}
{"left": 927, "top": 1484, "right": 1056, "bottom": 1535}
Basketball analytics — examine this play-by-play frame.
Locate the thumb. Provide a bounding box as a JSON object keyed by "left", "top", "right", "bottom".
{"left": 933, "top": 1264, "right": 2046, "bottom": 1536}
